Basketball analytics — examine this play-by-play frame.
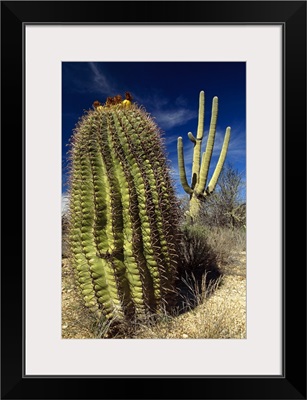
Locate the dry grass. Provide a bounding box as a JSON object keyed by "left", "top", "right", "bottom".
{"left": 132, "top": 252, "right": 246, "bottom": 339}
{"left": 206, "top": 227, "right": 246, "bottom": 267}
{"left": 62, "top": 258, "right": 97, "bottom": 338}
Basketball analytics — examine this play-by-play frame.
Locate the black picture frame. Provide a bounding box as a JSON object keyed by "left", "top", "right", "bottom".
{"left": 1, "top": 1, "right": 306, "bottom": 399}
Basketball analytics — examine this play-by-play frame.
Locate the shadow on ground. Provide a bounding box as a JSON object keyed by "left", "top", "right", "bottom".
{"left": 175, "top": 259, "right": 223, "bottom": 315}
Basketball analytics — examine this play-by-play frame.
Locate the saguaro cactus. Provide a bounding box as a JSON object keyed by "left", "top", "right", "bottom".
{"left": 177, "top": 91, "right": 231, "bottom": 221}
{"left": 67, "top": 99, "right": 180, "bottom": 324}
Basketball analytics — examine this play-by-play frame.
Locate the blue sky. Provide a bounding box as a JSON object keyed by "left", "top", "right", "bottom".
{"left": 62, "top": 62, "right": 246, "bottom": 212}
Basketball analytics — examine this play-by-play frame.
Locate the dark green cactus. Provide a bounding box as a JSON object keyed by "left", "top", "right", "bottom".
{"left": 177, "top": 91, "right": 231, "bottom": 222}
{"left": 67, "top": 100, "right": 180, "bottom": 323}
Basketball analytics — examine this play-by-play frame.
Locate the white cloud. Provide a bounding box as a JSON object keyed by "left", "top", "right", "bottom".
{"left": 133, "top": 91, "right": 169, "bottom": 109}
{"left": 196, "top": 127, "right": 246, "bottom": 160}
{"left": 133, "top": 91, "right": 196, "bottom": 131}
{"left": 65, "top": 63, "right": 117, "bottom": 95}
{"left": 153, "top": 108, "right": 196, "bottom": 130}
{"left": 88, "top": 63, "right": 115, "bottom": 95}
{"left": 175, "top": 95, "right": 188, "bottom": 107}
{"left": 164, "top": 134, "right": 180, "bottom": 146}
{"left": 62, "top": 194, "right": 69, "bottom": 215}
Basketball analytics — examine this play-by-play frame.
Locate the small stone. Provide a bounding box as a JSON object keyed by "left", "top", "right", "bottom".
{"left": 182, "top": 334, "right": 189, "bottom": 338}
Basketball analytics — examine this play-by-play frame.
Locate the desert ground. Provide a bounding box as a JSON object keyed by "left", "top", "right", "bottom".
{"left": 62, "top": 251, "right": 246, "bottom": 339}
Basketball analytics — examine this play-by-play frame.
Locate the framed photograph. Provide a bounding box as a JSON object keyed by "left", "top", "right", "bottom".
{"left": 1, "top": 1, "right": 306, "bottom": 399}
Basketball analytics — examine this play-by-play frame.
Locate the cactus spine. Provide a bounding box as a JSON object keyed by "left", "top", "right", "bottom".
{"left": 177, "top": 91, "right": 231, "bottom": 221}
{"left": 68, "top": 102, "right": 180, "bottom": 323}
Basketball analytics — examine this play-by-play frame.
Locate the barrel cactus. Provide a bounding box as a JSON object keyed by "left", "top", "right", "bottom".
{"left": 177, "top": 91, "right": 231, "bottom": 222}
{"left": 67, "top": 95, "right": 180, "bottom": 324}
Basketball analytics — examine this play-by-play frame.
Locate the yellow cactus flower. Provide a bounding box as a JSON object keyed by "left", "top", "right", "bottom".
{"left": 122, "top": 99, "right": 131, "bottom": 108}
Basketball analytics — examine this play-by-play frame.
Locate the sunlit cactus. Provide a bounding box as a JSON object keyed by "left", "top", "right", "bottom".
{"left": 67, "top": 99, "right": 181, "bottom": 324}
{"left": 177, "top": 91, "right": 231, "bottom": 221}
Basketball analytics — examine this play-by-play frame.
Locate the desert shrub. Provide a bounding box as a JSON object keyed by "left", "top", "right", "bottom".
{"left": 201, "top": 164, "right": 246, "bottom": 229}
{"left": 179, "top": 164, "right": 246, "bottom": 230}
{"left": 177, "top": 223, "right": 222, "bottom": 311}
{"left": 178, "top": 224, "right": 220, "bottom": 278}
{"left": 205, "top": 226, "right": 246, "bottom": 266}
